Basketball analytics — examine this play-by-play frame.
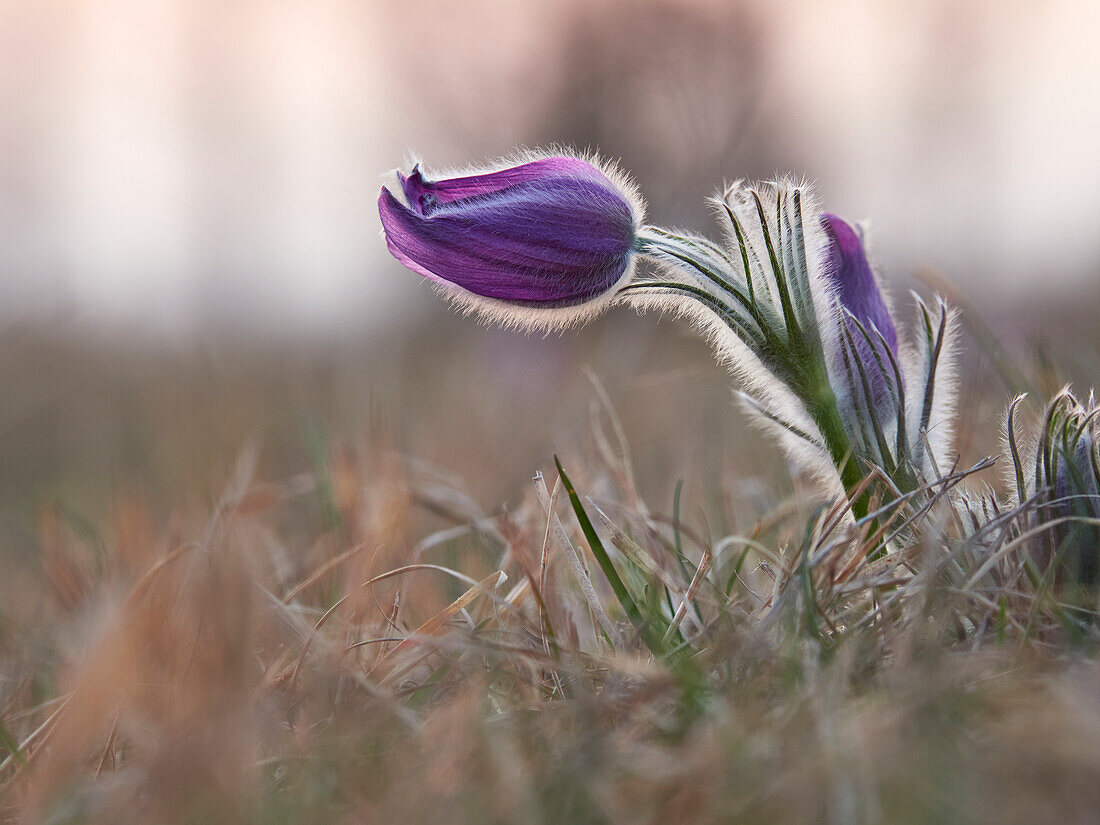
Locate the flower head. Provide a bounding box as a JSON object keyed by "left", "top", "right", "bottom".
{"left": 820, "top": 215, "right": 897, "bottom": 354}
{"left": 820, "top": 215, "right": 902, "bottom": 415}
{"left": 379, "top": 154, "right": 643, "bottom": 327}
{"left": 815, "top": 213, "right": 925, "bottom": 479}
{"left": 1009, "top": 389, "right": 1100, "bottom": 587}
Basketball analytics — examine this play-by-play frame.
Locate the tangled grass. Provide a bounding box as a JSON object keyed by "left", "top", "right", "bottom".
{"left": 2, "top": 322, "right": 1100, "bottom": 824}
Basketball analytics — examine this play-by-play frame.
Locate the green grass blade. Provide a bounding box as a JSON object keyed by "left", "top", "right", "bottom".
{"left": 555, "top": 457, "right": 666, "bottom": 657}
{"left": 0, "top": 716, "right": 27, "bottom": 769}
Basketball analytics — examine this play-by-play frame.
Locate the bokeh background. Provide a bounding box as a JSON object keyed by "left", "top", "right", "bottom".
{"left": 6, "top": 5, "right": 1100, "bottom": 818}
{"left": 3, "top": 0, "right": 1100, "bottom": 531}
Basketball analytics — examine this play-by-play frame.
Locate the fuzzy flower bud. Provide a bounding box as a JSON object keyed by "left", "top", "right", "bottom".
{"left": 1010, "top": 390, "right": 1100, "bottom": 588}
{"left": 820, "top": 214, "right": 901, "bottom": 417}
{"left": 378, "top": 155, "right": 643, "bottom": 326}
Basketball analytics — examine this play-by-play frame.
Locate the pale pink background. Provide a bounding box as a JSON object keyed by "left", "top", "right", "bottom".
{"left": 2, "top": 0, "right": 1097, "bottom": 341}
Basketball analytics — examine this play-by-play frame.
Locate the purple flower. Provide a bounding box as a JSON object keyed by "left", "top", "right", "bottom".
{"left": 821, "top": 214, "right": 898, "bottom": 352}
{"left": 378, "top": 156, "right": 642, "bottom": 309}
{"left": 821, "top": 214, "right": 901, "bottom": 414}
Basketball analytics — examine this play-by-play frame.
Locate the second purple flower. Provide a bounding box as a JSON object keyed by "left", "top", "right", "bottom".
{"left": 821, "top": 213, "right": 902, "bottom": 418}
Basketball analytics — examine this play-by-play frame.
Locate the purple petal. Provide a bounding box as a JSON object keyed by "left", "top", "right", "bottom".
{"left": 378, "top": 168, "right": 637, "bottom": 306}
{"left": 399, "top": 157, "right": 607, "bottom": 216}
{"left": 822, "top": 214, "right": 901, "bottom": 413}
{"left": 821, "top": 214, "right": 898, "bottom": 353}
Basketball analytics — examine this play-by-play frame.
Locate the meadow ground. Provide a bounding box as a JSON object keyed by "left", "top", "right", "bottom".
{"left": 1, "top": 289, "right": 1100, "bottom": 824}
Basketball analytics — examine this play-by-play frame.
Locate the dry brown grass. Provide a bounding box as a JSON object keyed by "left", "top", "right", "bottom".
{"left": 2, "top": 315, "right": 1100, "bottom": 824}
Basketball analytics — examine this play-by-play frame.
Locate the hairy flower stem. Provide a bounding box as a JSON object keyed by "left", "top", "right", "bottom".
{"left": 806, "top": 377, "right": 871, "bottom": 520}
{"left": 785, "top": 334, "right": 874, "bottom": 519}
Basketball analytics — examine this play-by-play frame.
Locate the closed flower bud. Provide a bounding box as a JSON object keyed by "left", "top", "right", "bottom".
{"left": 378, "top": 154, "right": 643, "bottom": 328}
{"left": 820, "top": 213, "right": 901, "bottom": 417}
{"left": 1013, "top": 390, "right": 1100, "bottom": 588}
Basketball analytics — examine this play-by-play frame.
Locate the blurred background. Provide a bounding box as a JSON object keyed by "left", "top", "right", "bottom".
{"left": 2, "top": 0, "right": 1100, "bottom": 534}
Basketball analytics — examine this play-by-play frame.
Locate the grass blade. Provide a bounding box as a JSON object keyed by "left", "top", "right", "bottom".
{"left": 555, "top": 457, "right": 666, "bottom": 657}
